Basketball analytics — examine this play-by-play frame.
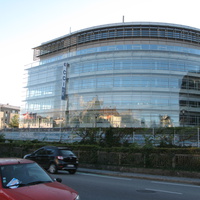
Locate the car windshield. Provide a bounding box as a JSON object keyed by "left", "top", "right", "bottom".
{"left": 0, "top": 162, "right": 53, "bottom": 188}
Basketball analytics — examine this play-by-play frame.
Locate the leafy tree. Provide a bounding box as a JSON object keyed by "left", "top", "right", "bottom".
{"left": 102, "top": 127, "right": 123, "bottom": 147}
{"left": 0, "top": 133, "right": 5, "bottom": 142}
{"left": 73, "top": 128, "right": 102, "bottom": 144}
{"left": 143, "top": 135, "right": 154, "bottom": 149}
{"left": 9, "top": 115, "right": 19, "bottom": 128}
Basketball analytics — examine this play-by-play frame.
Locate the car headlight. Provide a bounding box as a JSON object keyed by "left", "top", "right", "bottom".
{"left": 75, "top": 195, "right": 80, "bottom": 200}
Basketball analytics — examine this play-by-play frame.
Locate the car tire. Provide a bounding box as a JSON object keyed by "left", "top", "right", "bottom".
{"left": 48, "top": 163, "right": 57, "bottom": 174}
{"left": 68, "top": 169, "right": 76, "bottom": 174}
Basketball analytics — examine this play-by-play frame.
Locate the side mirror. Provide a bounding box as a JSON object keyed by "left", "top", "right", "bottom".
{"left": 54, "top": 178, "right": 62, "bottom": 183}
{"left": 24, "top": 154, "right": 31, "bottom": 159}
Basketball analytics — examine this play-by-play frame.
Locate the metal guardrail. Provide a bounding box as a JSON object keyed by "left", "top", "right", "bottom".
{"left": 1, "top": 128, "right": 81, "bottom": 143}
{"left": 0, "top": 127, "right": 73, "bottom": 132}
{"left": 0, "top": 128, "right": 200, "bottom": 147}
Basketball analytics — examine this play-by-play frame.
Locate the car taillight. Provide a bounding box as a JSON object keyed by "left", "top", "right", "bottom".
{"left": 56, "top": 156, "right": 64, "bottom": 160}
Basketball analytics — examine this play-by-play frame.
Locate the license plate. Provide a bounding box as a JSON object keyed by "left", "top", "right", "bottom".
{"left": 67, "top": 165, "right": 74, "bottom": 167}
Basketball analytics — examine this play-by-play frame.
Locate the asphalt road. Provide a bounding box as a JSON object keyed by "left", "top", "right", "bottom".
{"left": 51, "top": 171, "right": 200, "bottom": 200}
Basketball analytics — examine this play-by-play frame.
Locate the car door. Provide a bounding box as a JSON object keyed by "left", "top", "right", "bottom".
{"left": 33, "top": 148, "right": 49, "bottom": 169}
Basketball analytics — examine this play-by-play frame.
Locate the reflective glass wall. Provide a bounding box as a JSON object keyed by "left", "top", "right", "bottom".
{"left": 66, "top": 46, "right": 200, "bottom": 127}
{"left": 21, "top": 62, "right": 67, "bottom": 128}
{"left": 23, "top": 23, "right": 200, "bottom": 128}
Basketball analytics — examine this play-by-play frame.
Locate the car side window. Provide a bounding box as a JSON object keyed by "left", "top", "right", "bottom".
{"left": 35, "top": 149, "right": 47, "bottom": 156}
{"left": 46, "top": 149, "right": 54, "bottom": 155}
{"left": 61, "top": 150, "right": 75, "bottom": 156}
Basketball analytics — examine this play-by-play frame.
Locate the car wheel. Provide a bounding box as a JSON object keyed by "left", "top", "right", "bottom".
{"left": 48, "top": 163, "right": 57, "bottom": 174}
{"left": 68, "top": 169, "right": 76, "bottom": 174}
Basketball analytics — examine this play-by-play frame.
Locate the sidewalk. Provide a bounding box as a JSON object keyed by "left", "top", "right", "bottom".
{"left": 78, "top": 168, "right": 200, "bottom": 186}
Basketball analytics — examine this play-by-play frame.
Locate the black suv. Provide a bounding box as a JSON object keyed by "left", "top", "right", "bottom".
{"left": 24, "top": 146, "right": 78, "bottom": 174}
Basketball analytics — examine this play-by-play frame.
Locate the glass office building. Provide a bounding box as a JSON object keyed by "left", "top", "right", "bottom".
{"left": 22, "top": 22, "right": 200, "bottom": 128}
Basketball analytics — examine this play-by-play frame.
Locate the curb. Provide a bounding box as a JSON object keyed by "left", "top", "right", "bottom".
{"left": 78, "top": 168, "right": 200, "bottom": 186}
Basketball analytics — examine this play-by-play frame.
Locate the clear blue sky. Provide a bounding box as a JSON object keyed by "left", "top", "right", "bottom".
{"left": 1, "top": 0, "right": 200, "bottom": 107}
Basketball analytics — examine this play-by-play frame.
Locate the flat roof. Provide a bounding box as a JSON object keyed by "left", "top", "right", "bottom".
{"left": 38, "top": 22, "right": 200, "bottom": 47}
{"left": 0, "top": 104, "right": 20, "bottom": 110}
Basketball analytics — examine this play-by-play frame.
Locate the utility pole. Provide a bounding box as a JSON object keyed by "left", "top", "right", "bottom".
{"left": 198, "top": 128, "right": 200, "bottom": 148}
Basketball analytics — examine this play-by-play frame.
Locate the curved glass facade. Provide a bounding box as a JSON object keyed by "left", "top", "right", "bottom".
{"left": 22, "top": 22, "right": 200, "bottom": 128}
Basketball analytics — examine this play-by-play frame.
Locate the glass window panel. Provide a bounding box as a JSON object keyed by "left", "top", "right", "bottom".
{"left": 133, "top": 29, "right": 140, "bottom": 36}
{"left": 141, "top": 44, "right": 149, "bottom": 50}
{"left": 116, "top": 45, "right": 123, "bottom": 50}
{"left": 150, "top": 29, "right": 158, "bottom": 37}
{"left": 132, "top": 45, "right": 142, "bottom": 50}
{"left": 109, "top": 31, "right": 115, "bottom": 37}
{"left": 159, "top": 30, "right": 165, "bottom": 37}
{"left": 102, "top": 32, "right": 108, "bottom": 38}
{"left": 141, "top": 29, "right": 149, "bottom": 36}
{"left": 169, "top": 79, "right": 179, "bottom": 88}
{"left": 117, "top": 30, "right": 124, "bottom": 37}
{"left": 125, "top": 29, "right": 133, "bottom": 36}
{"left": 114, "top": 77, "right": 121, "bottom": 87}
{"left": 114, "top": 61, "right": 122, "bottom": 70}
{"left": 149, "top": 44, "right": 158, "bottom": 50}
{"left": 167, "top": 30, "right": 173, "bottom": 37}
{"left": 123, "top": 61, "right": 132, "bottom": 69}
{"left": 126, "top": 45, "right": 133, "bottom": 50}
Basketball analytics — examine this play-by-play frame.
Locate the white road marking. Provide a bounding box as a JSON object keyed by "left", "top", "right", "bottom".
{"left": 151, "top": 181, "right": 200, "bottom": 188}
{"left": 145, "top": 188, "right": 182, "bottom": 195}
{"left": 78, "top": 172, "right": 132, "bottom": 181}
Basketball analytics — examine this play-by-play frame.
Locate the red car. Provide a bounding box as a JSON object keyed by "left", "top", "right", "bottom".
{"left": 0, "top": 158, "right": 79, "bottom": 200}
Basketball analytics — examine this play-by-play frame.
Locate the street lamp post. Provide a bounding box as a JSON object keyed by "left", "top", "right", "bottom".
{"left": 198, "top": 128, "right": 200, "bottom": 148}
{"left": 180, "top": 109, "right": 186, "bottom": 127}
{"left": 180, "top": 109, "right": 186, "bottom": 146}
{"left": 38, "top": 117, "right": 41, "bottom": 128}
{"left": 95, "top": 115, "right": 98, "bottom": 128}
{"left": 0, "top": 118, "right": 3, "bottom": 129}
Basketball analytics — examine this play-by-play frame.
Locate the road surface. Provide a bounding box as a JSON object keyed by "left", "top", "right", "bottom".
{"left": 52, "top": 171, "right": 200, "bottom": 200}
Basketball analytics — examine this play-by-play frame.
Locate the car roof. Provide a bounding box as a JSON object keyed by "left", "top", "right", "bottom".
{"left": 0, "top": 158, "right": 34, "bottom": 166}
{"left": 43, "top": 146, "right": 71, "bottom": 150}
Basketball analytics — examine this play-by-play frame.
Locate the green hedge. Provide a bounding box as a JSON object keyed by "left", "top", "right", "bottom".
{"left": 1, "top": 142, "right": 200, "bottom": 172}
